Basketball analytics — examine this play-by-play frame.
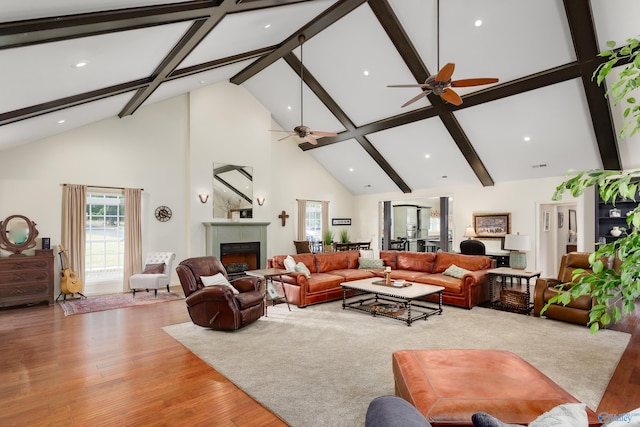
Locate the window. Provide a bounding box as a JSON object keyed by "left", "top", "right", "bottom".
{"left": 305, "top": 201, "right": 322, "bottom": 241}
{"left": 85, "top": 192, "right": 125, "bottom": 290}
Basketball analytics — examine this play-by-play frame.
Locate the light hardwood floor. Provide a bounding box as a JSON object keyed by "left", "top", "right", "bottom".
{"left": 1, "top": 299, "right": 638, "bottom": 425}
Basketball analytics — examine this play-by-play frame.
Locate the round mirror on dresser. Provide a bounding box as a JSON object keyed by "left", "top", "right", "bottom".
{"left": 0, "top": 214, "right": 39, "bottom": 256}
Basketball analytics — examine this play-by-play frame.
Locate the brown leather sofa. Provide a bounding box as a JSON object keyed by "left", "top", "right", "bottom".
{"left": 176, "top": 256, "right": 264, "bottom": 330}
{"left": 533, "top": 252, "right": 596, "bottom": 325}
{"left": 268, "top": 250, "right": 494, "bottom": 309}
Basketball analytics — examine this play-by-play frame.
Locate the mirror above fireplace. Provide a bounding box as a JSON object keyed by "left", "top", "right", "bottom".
{"left": 213, "top": 163, "right": 253, "bottom": 219}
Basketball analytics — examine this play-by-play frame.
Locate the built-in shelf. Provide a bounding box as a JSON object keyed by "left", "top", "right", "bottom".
{"left": 595, "top": 184, "right": 638, "bottom": 244}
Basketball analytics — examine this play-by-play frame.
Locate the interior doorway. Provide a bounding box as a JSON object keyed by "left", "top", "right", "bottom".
{"left": 537, "top": 201, "right": 577, "bottom": 278}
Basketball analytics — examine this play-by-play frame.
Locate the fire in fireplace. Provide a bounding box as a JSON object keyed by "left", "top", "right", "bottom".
{"left": 220, "top": 241, "right": 260, "bottom": 279}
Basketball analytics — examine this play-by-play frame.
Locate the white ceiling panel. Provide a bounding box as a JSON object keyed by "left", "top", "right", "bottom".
{"left": 242, "top": 59, "right": 345, "bottom": 134}
{"left": 442, "top": 0, "right": 574, "bottom": 94}
{"left": 455, "top": 79, "right": 602, "bottom": 182}
{"left": 1, "top": 0, "right": 194, "bottom": 22}
{"left": 145, "top": 59, "right": 255, "bottom": 106}
{"left": 179, "top": 0, "right": 337, "bottom": 68}
{"left": 591, "top": 0, "right": 640, "bottom": 51}
{"left": 0, "top": 92, "right": 134, "bottom": 150}
{"left": 309, "top": 139, "right": 399, "bottom": 195}
{"left": 605, "top": 66, "right": 640, "bottom": 171}
{"left": 302, "top": 3, "right": 428, "bottom": 126}
{"left": 368, "top": 118, "right": 480, "bottom": 190}
{"left": 0, "top": 22, "right": 191, "bottom": 113}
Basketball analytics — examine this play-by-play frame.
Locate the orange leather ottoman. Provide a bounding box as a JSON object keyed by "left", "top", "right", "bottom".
{"left": 392, "top": 349, "right": 600, "bottom": 426}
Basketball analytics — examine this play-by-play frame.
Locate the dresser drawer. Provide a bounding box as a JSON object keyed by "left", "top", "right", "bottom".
{"left": 0, "top": 270, "right": 51, "bottom": 283}
{"left": 0, "top": 281, "right": 50, "bottom": 304}
{"left": 0, "top": 259, "right": 51, "bottom": 271}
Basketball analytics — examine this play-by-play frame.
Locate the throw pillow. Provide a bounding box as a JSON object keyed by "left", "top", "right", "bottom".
{"left": 529, "top": 403, "right": 588, "bottom": 427}
{"left": 284, "top": 255, "right": 296, "bottom": 272}
{"left": 471, "top": 403, "right": 589, "bottom": 427}
{"left": 442, "top": 264, "right": 471, "bottom": 279}
{"left": 294, "top": 262, "right": 311, "bottom": 278}
{"left": 201, "top": 272, "right": 239, "bottom": 294}
{"left": 359, "top": 258, "right": 384, "bottom": 269}
{"left": 143, "top": 263, "right": 165, "bottom": 274}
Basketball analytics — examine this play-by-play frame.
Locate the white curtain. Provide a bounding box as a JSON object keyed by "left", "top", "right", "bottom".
{"left": 297, "top": 199, "right": 306, "bottom": 240}
{"left": 62, "top": 184, "right": 87, "bottom": 286}
{"left": 123, "top": 188, "right": 142, "bottom": 292}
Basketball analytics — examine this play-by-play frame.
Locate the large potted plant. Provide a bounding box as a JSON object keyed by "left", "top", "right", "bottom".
{"left": 323, "top": 229, "right": 334, "bottom": 253}
{"left": 339, "top": 229, "right": 350, "bottom": 244}
{"left": 546, "top": 36, "right": 640, "bottom": 332}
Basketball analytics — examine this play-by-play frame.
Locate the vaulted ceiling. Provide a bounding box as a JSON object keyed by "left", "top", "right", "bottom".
{"left": 1, "top": 0, "right": 639, "bottom": 195}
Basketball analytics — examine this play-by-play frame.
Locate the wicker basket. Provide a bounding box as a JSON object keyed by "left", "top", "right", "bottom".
{"left": 500, "top": 290, "right": 528, "bottom": 308}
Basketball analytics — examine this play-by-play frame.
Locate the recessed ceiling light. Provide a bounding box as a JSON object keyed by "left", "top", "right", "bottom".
{"left": 523, "top": 136, "right": 531, "bottom": 142}
{"left": 363, "top": 70, "right": 370, "bottom": 76}
{"left": 474, "top": 19, "right": 483, "bottom": 27}
{"left": 349, "top": 168, "right": 354, "bottom": 172}
{"left": 57, "top": 119, "right": 65, "bottom": 124}
{"left": 424, "top": 154, "right": 430, "bottom": 159}
{"left": 75, "top": 61, "right": 88, "bottom": 68}
{"left": 264, "top": 24, "right": 271, "bottom": 29}
{"left": 287, "top": 106, "right": 292, "bottom": 110}
{"left": 199, "top": 80, "right": 206, "bottom": 84}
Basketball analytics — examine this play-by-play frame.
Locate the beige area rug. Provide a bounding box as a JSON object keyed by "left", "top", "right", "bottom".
{"left": 60, "top": 291, "right": 183, "bottom": 315}
{"left": 163, "top": 301, "right": 630, "bottom": 427}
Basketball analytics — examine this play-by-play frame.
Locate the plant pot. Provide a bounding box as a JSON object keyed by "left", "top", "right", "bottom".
{"left": 324, "top": 244, "right": 333, "bottom": 253}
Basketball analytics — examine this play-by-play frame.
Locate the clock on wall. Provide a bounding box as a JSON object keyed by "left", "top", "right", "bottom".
{"left": 155, "top": 206, "right": 172, "bottom": 222}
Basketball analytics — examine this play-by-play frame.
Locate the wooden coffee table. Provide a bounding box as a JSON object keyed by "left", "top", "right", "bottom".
{"left": 341, "top": 278, "right": 444, "bottom": 326}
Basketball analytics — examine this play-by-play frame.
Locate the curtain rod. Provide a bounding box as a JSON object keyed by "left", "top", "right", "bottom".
{"left": 62, "top": 184, "right": 144, "bottom": 191}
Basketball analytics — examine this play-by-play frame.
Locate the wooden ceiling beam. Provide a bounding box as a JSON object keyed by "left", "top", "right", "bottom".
{"left": 563, "top": 0, "right": 621, "bottom": 170}
{"left": 230, "top": 0, "right": 367, "bottom": 84}
{"left": 284, "top": 53, "right": 411, "bottom": 192}
{"left": 0, "top": 1, "right": 221, "bottom": 50}
{"left": 169, "top": 46, "right": 275, "bottom": 80}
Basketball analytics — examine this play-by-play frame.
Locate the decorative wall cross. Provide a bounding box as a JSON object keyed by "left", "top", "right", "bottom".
{"left": 278, "top": 210, "right": 289, "bottom": 227}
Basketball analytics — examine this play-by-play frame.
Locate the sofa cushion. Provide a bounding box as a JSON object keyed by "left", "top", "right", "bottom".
{"left": 380, "top": 251, "right": 398, "bottom": 270}
{"left": 330, "top": 269, "right": 377, "bottom": 281}
{"left": 396, "top": 252, "right": 436, "bottom": 272}
{"left": 315, "top": 252, "right": 350, "bottom": 273}
{"left": 414, "top": 273, "right": 463, "bottom": 294}
{"left": 307, "top": 273, "right": 345, "bottom": 293}
{"left": 391, "top": 270, "right": 430, "bottom": 282}
{"left": 345, "top": 251, "right": 362, "bottom": 269}
{"left": 272, "top": 254, "right": 317, "bottom": 273}
{"left": 234, "top": 290, "right": 263, "bottom": 309}
{"left": 433, "top": 252, "right": 492, "bottom": 273}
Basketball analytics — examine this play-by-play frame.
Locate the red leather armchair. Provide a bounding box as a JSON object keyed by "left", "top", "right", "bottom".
{"left": 176, "top": 256, "right": 264, "bottom": 331}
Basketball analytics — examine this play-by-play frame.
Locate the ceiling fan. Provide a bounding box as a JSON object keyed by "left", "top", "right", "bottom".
{"left": 387, "top": 0, "right": 498, "bottom": 107}
{"left": 271, "top": 35, "right": 338, "bottom": 145}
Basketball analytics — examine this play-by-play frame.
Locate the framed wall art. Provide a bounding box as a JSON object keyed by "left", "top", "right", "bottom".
{"left": 472, "top": 212, "right": 511, "bottom": 238}
{"left": 332, "top": 218, "right": 351, "bottom": 226}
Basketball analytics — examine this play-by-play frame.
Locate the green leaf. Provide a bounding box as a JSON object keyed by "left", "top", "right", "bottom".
{"left": 606, "top": 40, "right": 616, "bottom": 48}
{"left": 628, "top": 97, "right": 637, "bottom": 104}
{"left": 590, "top": 323, "right": 600, "bottom": 334}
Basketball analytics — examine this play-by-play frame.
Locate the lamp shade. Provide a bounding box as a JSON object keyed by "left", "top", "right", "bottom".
{"left": 463, "top": 226, "right": 477, "bottom": 238}
{"left": 504, "top": 233, "right": 531, "bottom": 251}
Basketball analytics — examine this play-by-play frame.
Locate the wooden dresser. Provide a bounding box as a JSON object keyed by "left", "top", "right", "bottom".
{"left": 0, "top": 249, "right": 54, "bottom": 308}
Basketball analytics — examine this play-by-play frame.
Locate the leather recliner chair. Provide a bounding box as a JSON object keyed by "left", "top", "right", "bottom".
{"left": 176, "top": 256, "right": 264, "bottom": 331}
{"left": 533, "top": 252, "right": 596, "bottom": 325}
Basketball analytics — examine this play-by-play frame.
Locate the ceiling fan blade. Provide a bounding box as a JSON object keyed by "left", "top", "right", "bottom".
{"left": 387, "top": 84, "right": 431, "bottom": 88}
{"left": 304, "top": 134, "right": 318, "bottom": 145}
{"left": 309, "top": 131, "right": 338, "bottom": 137}
{"left": 440, "top": 88, "right": 463, "bottom": 106}
{"left": 435, "top": 63, "right": 455, "bottom": 82}
{"left": 401, "top": 90, "right": 432, "bottom": 108}
{"left": 277, "top": 133, "right": 295, "bottom": 141}
{"left": 451, "top": 78, "right": 499, "bottom": 88}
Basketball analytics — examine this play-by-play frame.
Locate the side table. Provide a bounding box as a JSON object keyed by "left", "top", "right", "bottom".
{"left": 488, "top": 268, "right": 541, "bottom": 315}
{"left": 245, "top": 268, "right": 292, "bottom": 316}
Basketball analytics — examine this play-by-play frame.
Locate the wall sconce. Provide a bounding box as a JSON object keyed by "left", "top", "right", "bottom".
{"left": 198, "top": 193, "right": 209, "bottom": 203}
{"left": 256, "top": 197, "right": 265, "bottom": 206}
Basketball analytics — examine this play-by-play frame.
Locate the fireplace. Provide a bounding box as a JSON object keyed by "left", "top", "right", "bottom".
{"left": 220, "top": 241, "right": 260, "bottom": 279}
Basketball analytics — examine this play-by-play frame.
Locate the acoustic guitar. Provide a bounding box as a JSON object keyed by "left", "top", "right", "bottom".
{"left": 58, "top": 244, "right": 83, "bottom": 294}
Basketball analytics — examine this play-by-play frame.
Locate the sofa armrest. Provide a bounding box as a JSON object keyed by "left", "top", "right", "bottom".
{"left": 461, "top": 269, "right": 489, "bottom": 287}
{"left": 232, "top": 276, "right": 262, "bottom": 293}
{"left": 533, "top": 278, "right": 561, "bottom": 316}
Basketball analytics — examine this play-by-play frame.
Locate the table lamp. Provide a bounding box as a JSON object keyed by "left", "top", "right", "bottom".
{"left": 463, "top": 226, "right": 477, "bottom": 240}
{"left": 504, "top": 232, "right": 531, "bottom": 270}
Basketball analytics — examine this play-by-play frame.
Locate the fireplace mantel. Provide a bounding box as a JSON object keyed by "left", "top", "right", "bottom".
{"left": 203, "top": 222, "right": 270, "bottom": 269}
